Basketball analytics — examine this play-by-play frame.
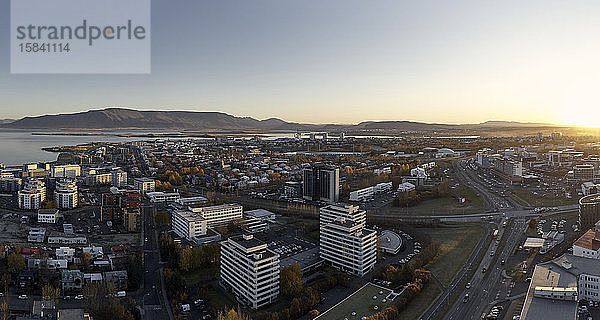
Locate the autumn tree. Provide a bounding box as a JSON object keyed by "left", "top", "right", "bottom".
{"left": 280, "top": 262, "right": 303, "bottom": 298}
{"left": 44, "top": 200, "right": 58, "bottom": 209}
{"left": 0, "top": 274, "right": 9, "bottom": 294}
{"left": 83, "top": 282, "right": 135, "bottom": 320}
{"left": 80, "top": 252, "right": 92, "bottom": 271}
{"left": 180, "top": 246, "right": 199, "bottom": 272}
{"left": 42, "top": 284, "right": 60, "bottom": 304}
{"left": 216, "top": 306, "right": 251, "bottom": 320}
{"left": 7, "top": 253, "right": 25, "bottom": 273}
{"left": 0, "top": 301, "right": 8, "bottom": 320}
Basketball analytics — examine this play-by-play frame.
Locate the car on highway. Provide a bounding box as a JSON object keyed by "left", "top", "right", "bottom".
{"left": 463, "top": 293, "right": 469, "bottom": 303}
{"left": 466, "top": 282, "right": 471, "bottom": 289}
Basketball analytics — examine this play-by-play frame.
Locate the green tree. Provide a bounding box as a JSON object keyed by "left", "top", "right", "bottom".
{"left": 7, "top": 253, "right": 25, "bottom": 273}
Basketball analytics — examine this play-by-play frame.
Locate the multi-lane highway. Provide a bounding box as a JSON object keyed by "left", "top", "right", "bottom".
{"left": 420, "top": 158, "right": 576, "bottom": 320}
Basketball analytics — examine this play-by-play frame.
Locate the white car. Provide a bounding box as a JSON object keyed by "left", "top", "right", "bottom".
{"left": 75, "top": 295, "right": 84, "bottom": 300}
{"left": 18, "top": 295, "right": 27, "bottom": 300}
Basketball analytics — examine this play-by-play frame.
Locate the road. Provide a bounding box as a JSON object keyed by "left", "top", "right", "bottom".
{"left": 421, "top": 157, "right": 559, "bottom": 320}
{"left": 419, "top": 222, "right": 494, "bottom": 320}
{"left": 442, "top": 218, "right": 528, "bottom": 320}
{"left": 140, "top": 204, "right": 165, "bottom": 320}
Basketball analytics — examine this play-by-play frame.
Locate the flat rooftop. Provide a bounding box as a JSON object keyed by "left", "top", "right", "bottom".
{"left": 280, "top": 246, "right": 321, "bottom": 270}
{"left": 230, "top": 235, "right": 265, "bottom": 250}
{"left": 245, "top": 208, "right": 276, "bottom": 219}
{"left": 573, "top": 229, "right": 600, "bottom": 251}
{"left": 378, "top": 230, "right": 402, "bottom": 252}
{"left": 519, "top": 253, "right": 600, "bottom": 320}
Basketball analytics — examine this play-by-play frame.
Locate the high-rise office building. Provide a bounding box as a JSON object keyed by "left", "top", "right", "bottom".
{"left": 303, "top": 164, "right": 339, "bottom": 203}
{"left": 220, "top": 234, "right": 280, "bottom": 309}
{"left": 319, "top": 204, "right": 376, "bottom": 276}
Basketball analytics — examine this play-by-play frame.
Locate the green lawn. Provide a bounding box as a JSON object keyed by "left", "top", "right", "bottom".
{"left": 420, "top": 224, "right": 485, "bottom": 286}
{"left": 316, "top": 283, "right": 395, "bottom": 320}
{"left": 513, "top": 189, "right": 577, "bottom": 207}
{"left": 397, "top": 282, "right": 442, "bottom": 320}
{"left": 381, "top": 196, "right": 481, "bottom": 216}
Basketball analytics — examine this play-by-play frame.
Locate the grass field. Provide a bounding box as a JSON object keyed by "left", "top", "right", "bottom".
{"left": 513, "top": 189, "right": 577, "bottom": 207}
{"left": 316, "top": 283, "right": 395, "bottom": 320}
{"left": 391, "top": 224, "right": 485, "bottom": 320}
{"left": 397, "top": 282, "right": 442, "bottom": 320}
{"left": 382, "top": 195, "right": 481, "bottom": 216}
{"left": 420, "top": 224, "right": 485, "bottom": 286}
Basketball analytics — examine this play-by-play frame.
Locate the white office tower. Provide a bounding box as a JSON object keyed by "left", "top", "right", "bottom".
{"left": 54, "top": 179, "right": 78, "bottom": 209}
{"left": 320, "top": 204, "right": 366, "bottom": 227}
{"left": 319, "top": 204, "right": 376, "bottom": 276}
{"left": 18, "top": 179, "right": 46, "bottom": 210}
{"left": 220, "top": 234, "right": 280, "bottom": 309}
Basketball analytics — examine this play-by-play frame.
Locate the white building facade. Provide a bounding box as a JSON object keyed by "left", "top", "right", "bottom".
{"left": 38, "top": 209, "right": 59, "bottom": 224}
{"left": 52, "top": 165, "right": 81, "bottom": 178}
{"left": 189, "top": 204, "right": 243, "bottom": 227}
{"left": 220, "top": 234, "right": 280, "bottom": 309}
{"left": 18, "top": 179, "right": 46, "bottom": 210}
{"left": 319, "top": 204, "right": 376, "bottom": 276}
{"left": 133, "top": 178, "right": 155, "bottom": 194}
{"left": 171, "top": 210, "right": 208, "bottom": 241}
{"left": 55, "top": 180, "right": 78, "bottom": 209}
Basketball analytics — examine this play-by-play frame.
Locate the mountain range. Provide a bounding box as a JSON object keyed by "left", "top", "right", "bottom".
{"left": 2, "top": 108, "right": 563, "bottom": 134}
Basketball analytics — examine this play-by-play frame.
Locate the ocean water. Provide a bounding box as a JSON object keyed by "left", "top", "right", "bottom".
{"left": 0, "top": 129, "right": 137, "bottom": 166}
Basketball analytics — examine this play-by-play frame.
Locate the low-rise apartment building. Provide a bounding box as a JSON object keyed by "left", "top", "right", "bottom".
{"left": 38, "top": 209, "right": 59, "bottom": 224}
{"left": 171, "top": 210, "right": 208, "bottom": 241}
{"left": 133, "top": 177, "right": 155, "bottom": 194}
{"left": 188, "top": 203, "right": 243, "bottom": 227}
{"left": 55, "top": 179, "right": 78, "bottom": 209}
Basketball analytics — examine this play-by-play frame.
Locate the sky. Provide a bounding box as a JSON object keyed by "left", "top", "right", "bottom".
{"left": 2, "top": 0, "right": 600, "bottom": 126}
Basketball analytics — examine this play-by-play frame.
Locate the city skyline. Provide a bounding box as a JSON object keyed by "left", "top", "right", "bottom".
{"left": 3, "top": 0, "right": 600, "bottom": 126}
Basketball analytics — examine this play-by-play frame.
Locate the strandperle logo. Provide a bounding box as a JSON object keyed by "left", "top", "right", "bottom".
{"left": 11, "top": 0, "right": 151, "bottom": 74}
{"left": 15, "top": 20, "right": 147, "bottom": 46}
